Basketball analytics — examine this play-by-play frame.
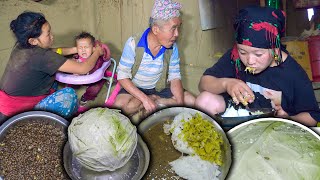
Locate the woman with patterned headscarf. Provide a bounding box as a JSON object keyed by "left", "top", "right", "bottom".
{"left": 195, "top": 6, "right": 320, "bottom": 126}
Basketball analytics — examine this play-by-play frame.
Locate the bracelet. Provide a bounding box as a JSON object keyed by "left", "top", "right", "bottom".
{"left": 56, "top": 48, "right": 62, "bottom": 55}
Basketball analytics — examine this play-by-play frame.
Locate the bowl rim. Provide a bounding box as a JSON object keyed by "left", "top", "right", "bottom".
{"left": 0, "top": 111, "right": 69, "bottom": 136}
{"left": 228, "top": 118, "right": 320, "bottom": 140}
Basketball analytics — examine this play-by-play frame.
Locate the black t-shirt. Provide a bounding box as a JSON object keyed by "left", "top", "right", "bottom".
{"left": 0, "top": 44, "right": 67, "bottom": 96}
{"left": 204, "top": 49, "right": 320, "bottom": 121}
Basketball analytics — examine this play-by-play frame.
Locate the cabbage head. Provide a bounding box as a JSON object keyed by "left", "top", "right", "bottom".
{"left": 228, "top": 121, "right": 320, "bottom": 180}
{"left": 68, "top": 108, "right": 137, "bottom": 171}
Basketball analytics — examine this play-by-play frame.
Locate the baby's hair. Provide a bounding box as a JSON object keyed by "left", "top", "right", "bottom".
{"left": 10, "top": 11, "right": 47, "bottom": 48}
{"left": 75, "top": 32, "right": 95, "bottom": 45}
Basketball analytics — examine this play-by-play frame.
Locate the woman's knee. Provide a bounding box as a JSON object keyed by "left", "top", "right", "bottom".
{"left": 195, "top": 92, "right": 225, "bottom": 114}
{"left": 195, "top": 91, "right": 213, "bottom": 106}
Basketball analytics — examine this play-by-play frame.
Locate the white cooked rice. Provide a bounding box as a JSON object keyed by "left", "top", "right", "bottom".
{"left": 169, "top": 155, "right": 221, "bottom": 180}
{"left": 170, "top": 112, "right": 194, "bottom": 154}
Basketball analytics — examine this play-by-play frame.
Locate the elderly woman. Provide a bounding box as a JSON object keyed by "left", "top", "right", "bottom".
{"left": 114, "top": 0, "right": 195, "bottom": 116}
{"left": 195, "top": 6, "right": 320, "bottom": 126}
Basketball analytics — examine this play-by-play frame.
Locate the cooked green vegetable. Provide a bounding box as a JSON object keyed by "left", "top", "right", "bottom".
{"left": 68, "top": 108, "right": 137, "bottom": 172}
{"left": 170, "top": 113, "right": 223, "bottom": 166}
{"left": 228, "top": 121, "right": 320, "bottom": 180}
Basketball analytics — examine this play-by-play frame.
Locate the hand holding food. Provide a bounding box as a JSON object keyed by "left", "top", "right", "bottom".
{"left": 226, "top": 79, "right": 255, "bottom": 106}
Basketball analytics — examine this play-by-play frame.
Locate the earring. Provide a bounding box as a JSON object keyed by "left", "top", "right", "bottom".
{"left": 274, "top": 53, "right": 282, "bottom": 65}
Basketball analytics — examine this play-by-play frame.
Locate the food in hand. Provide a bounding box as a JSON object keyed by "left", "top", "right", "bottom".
{"left": 241, "top": 94, "right": 255, "bottom": 106}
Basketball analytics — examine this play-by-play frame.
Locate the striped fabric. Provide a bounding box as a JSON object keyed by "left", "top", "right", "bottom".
{"left": 117, "top": 28, "right": 181, "bottom": 89}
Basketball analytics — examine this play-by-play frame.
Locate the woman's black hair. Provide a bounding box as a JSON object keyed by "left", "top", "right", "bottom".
{"left": 10, "top": 11, "right": 47, "bottom": 48}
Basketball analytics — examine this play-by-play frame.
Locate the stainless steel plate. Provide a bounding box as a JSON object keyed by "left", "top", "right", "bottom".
{"left": 63, "top": 135, "right": 150, "bottom": 180}
{"left": 138, "top": 107, "right": 232, "bottom": 180}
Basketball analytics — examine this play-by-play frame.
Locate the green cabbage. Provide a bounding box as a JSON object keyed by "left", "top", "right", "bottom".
{"left": 228, "top": 121, "right": 320, "bottom": 180}
{"left": 68, "top": 108, "right": 137, "bottom": 171}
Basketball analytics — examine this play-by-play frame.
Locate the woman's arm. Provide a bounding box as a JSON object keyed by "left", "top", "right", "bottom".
{"left": 291, "top": 112, "right": 317, "bottom": 126}
{"left": 51, "top": 47, "right": 77, "bottom": 56}
{"left": 199, "top": 75, "right": 254, "bottom": 105}
{"left": 275, "top": 106, "right": 317, "bottom": 126}
{"left": 199, "top": 75, "right": 228, "bottom": 94}
{"left": 265, "top": 89, "right": 318, "bottom": 126}
{"left": 58, "top": 45, "right": 103, "bottom": 74}
{"left": 200, "top": 75, "right": 252, "bottom": 95}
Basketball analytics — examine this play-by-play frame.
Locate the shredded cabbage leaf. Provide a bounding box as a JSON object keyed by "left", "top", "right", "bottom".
{"left": 228, "top": 121, "right": 320, "bottom": 180}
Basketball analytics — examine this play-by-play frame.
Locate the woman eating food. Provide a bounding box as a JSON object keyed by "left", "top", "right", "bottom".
{"left": 195, "top": 6, "right": 320, "bottom": 126}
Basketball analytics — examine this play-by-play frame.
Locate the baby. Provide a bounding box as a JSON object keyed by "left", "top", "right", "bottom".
{"left": 74, "top": 32, "right": 109, "bottom": 106}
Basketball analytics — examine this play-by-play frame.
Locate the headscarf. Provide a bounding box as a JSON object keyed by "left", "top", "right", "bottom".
{"left": 231, "top": 6, "right": 286, "bottom": 76}
{"left": 151, "top": 0, "right": 182, "bottom": 20}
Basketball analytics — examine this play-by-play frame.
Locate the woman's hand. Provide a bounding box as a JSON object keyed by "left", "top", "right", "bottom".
{"left": 225, "top": 78, "right": 255, "bottom": 106}
{"left": 273, "top": 105, "right": 289, "bottom": 118}
{"left": 263, "top": 89, "right": 288, "bottom": 117}
{"left": 93, "top": 42, "right": 104, "bottom": 56}
{"left": 263, "top": 89, "right": 281, "bottom": 106}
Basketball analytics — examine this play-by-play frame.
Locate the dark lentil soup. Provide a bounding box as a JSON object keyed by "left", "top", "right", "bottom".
{"left": 142, "top": 119, "right": 182, "bottom": 179}
{"left": 0, "top": 118, "right": 69, "bottom": 180}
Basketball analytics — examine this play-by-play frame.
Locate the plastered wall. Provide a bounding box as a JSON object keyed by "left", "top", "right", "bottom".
{"left": 0, "top": 0, "right": 245, "bottom": 95}
{"left": 0, "top": 0, "right": 237, "bottom": 95}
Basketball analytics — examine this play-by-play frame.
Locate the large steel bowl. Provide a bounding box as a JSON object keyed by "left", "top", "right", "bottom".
{"left": 0, "top": 111, "right": 69, "bottom": 180}
{"left": 138, "top": 107, "right": 232, "bottom": 180}
{"left": 63, "top": 135, "right": 150, "bottom": 180}
{"left": 0, "top": 111, "right": 69, "bottom": 138}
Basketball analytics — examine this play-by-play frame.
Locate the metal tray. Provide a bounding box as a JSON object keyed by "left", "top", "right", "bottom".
{"left": 63, "top": 135, "right": 150, "bottom": 180}
{"left": 138, "top": 107, "right": 232, "bottom": 180}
